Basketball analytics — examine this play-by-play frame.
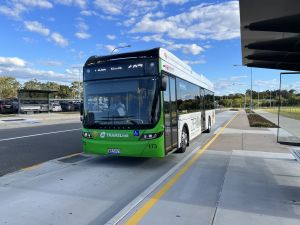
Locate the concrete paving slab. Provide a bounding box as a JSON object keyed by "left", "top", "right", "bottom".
{"left": 213, "top": 150, "right": 300, "bottom": 225}
{"left": 208, "top": 111, "right": 289, "bottom": 153}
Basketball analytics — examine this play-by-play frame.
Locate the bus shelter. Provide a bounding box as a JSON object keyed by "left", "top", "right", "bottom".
{"left": 18, "top": 89, "right": 57, "bottom": 114}
{"left": 239, "top": 0, "right": 300, "bottom": 146}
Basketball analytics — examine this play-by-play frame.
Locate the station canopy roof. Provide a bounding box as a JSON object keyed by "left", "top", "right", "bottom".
{"left": 18, "top": 89, "right": 57, "bottom": 93}
{"left": 239, "top": 0, "right": 300, "bottom": 71}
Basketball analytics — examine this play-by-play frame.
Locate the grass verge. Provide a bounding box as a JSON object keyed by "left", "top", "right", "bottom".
{"left": 264, "top": 107, "right": 300, "bottom": 121}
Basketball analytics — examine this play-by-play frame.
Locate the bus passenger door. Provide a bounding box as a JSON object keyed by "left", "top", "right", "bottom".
{"left": 169, "top": 77, "right": 178, "bottom": 149}
{"left": 163, "top": 76, "right": 178, "bottom": 153}
{"left": 163, "top": 76, "right": 172, "bottom": 152}
{"left": 200, "top": 88, "right": 206, "bottom": 131}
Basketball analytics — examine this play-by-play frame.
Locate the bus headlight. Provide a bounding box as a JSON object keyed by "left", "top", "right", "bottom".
{"left": 82, "top": 131, "right": 92, "bottom": 139}
{"left": 140, "top": 132, "right": 163, "bottom": 140}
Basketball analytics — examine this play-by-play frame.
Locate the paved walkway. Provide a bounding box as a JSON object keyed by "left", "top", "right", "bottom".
{"left": 209, "top": 110, "right": 288, "bottom": 152}
{"left": 119, "top": 110, "right": 300, "bottom": 225}
{"left": 255, "top": 109, "right": 300, "bottom": 143}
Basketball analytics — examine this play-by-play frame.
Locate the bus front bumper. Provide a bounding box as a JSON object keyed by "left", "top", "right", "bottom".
{"left": 82, "top": 137, "right": 165, "bottom": 158}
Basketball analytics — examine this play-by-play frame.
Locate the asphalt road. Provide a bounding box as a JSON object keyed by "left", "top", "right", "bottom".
{"left": 0, "top": 111, "right": 236, "bottom": 225}
{"left": 0, "top": 122, "right": 82, "bottom": 176}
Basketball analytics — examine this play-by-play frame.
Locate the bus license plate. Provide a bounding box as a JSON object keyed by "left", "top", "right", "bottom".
{"left": 108, "top": 148, "right": 121, "bottom": 155}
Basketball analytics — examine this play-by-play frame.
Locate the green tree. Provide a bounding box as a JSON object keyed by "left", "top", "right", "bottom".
{"left": 57, "top": 85, "right": 72, "bottom": 98}
{"left": 0, "top": 76, "right": 20, "bottom": 98}
{"left": 70, "top": 81, "right": 83, "bottom": 99}
{"left": 44, "top": 82, "right": 59, "bottom": 90}
{"left": 23, "top": 79, "right": 42, "bottom": 90}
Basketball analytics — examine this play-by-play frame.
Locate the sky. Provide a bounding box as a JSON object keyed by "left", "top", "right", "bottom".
{"left": 0, "top": 0, "right": 299, "bottom": 95}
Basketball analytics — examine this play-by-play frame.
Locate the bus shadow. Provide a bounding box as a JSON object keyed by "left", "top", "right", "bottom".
{"left": 84, "top": 154, "right": 177, "bottom": 170}
{"left": 87, "top": 155, "right": 152, "bottom": 168}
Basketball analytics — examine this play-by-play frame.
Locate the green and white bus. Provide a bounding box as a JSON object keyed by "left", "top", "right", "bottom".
{"left": 81, "top": 48, "right": 215, "bottom": 157}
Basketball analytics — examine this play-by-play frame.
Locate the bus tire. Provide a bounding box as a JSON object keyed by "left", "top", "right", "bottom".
{"left": 205, "top": 117, "right": 211, "bottom": 133}
{"left": 177, "top": 127, "right": 188, "bottom": 153}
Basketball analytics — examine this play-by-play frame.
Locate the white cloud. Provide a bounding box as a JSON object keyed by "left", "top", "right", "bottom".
{"left": 75, "top": 32, "right": 91, "bottom": 39}
{"left": 50, "top": 32, "right": 69, "bottom": 47}
{"left": 104, "top": 45, "right": 116, "bottom": 53}
{"left": 41, "top": 60, "right": 63, "bottom": 67}
{"left": 0, "top": 1, "right": 52, "bottom": 19}
{"left": 106, "top": 34, "right": 116, "bottom": 40}
{"left": 162, "top": 0, "right": 189, "bottom": 6}
{"left": 75, "top": 20, "right": 91, "bottom": 39}
{"left": 254, "top": 79, "right": 279, "bottom": 90}
{"left": 80, "top": 10, "right": 97, "bottom": 16}
{"left": 94, "top": 0, "right": 159, "bottom": 17}
{"left": 23, "top": 20, "right": 69, "bottom": 47}
{"left": 24, "top": 21, "right": 50, "bottom": 36}
{"left": 0, "top": 4, "right": 25, "bottom": 19}
{"left": 132, "top": 13, "right": 175, "bottom": 33}
{"left": 131, "top": 1, "right": 240, "bottom": 41}
{"left": 167, "top": 43, "right": 204, "bottom": 55}
{"left": 77, "top": 21, "right": 89, "bottom": 31}
{"left": 183, "top": 59, "right": 206, "bottom": 65}
{"left": 123, "top": 17, "right": 136, "bottom": 27}
{"left": 0, "top": 66, "right": 77, "bottom": 83}
{"left": 153, "top": 11, "right": 165, "bottom": 18}
{"left": 0, "top": 56, "right": 26, "bottom": 67}
{"left": 55, "top": 0, "right": 87, "bottom": 8}
{"left": 139, "top": 34, "right": 173, "bottom": 45}
{"left": 94, "top": 0, "right": 121, "bottom": 15}
{"left": 22, "top": 37, "right": 36, "bottom": 44}
{"left": 19, "top": 0, "right": 53, "bottom": 9}
{"left": 0, "top": 57, "right": 77, "bottom": 83}
{"left": 214, "top": 75, "right": 248, "bottom": 95}
{"left": 287, "top": 82, "right": 300, "bottom": 92}
{"left": 230, "top": 75, "right": 248, "bottom": 81}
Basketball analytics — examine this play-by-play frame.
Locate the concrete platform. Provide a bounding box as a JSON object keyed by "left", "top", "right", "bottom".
{"left": 118, "top": 111, "right": 300, "bottom": 225}
{"left": 120, "top": 150, "right": 300, "bottom": 225}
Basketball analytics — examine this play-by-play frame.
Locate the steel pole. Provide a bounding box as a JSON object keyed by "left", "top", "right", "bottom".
{"left": 250, "top": 67, "right": 253, "bottom": 109}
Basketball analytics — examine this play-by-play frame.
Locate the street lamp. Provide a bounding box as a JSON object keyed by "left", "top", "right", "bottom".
{"left": 111, "top": 44, "right": 131, "bottom": 54}
{"left": 233, "top": 64, "right": 253, "bottom": 109}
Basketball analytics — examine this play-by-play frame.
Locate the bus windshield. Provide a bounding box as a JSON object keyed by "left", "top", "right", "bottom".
{"left": 83, "top": 76, "right": 160, "bottom": 129}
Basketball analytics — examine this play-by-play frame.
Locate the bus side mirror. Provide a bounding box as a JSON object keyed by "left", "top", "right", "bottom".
{"left": 161, "top": 76, "right": 167, "bottom": 91}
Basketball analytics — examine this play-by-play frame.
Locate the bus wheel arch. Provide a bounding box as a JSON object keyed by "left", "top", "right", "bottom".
{"left": 176, "top": 124, "right": 189, "bottom": 153}
{"left": 205, "top": 116, "right": 212, "bottom": 133}
{"left": 184, "top": 124, "right": 190, "bottom": 146}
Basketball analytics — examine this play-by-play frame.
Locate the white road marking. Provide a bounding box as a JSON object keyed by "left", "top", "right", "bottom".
{"left": 0, "top": 128, "right": 81, "bottom": 142}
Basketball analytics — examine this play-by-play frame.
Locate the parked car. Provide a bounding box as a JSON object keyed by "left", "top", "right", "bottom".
{"left": 0, "top": 100, "right": 18, "bottom": 114}
{"left": 50, "top": 103, "right": 62, "bottom": 112}
{"left": 72, "top": 101, "right": 81, "bottom": 111}
{"left": 60, "top": 102, "right": 75, "bottom": 111}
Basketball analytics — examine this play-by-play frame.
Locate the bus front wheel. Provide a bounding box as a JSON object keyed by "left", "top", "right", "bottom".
{"left": 177, "top": 127, "right": 188, "bottom": 153}
{"left": 205, "top": 117, "right": 211, "bottom": 133}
